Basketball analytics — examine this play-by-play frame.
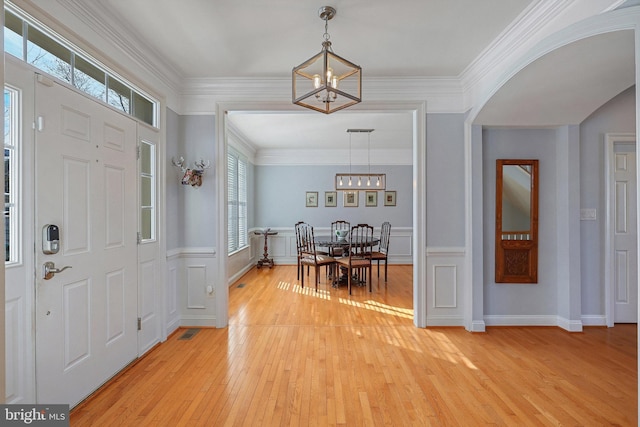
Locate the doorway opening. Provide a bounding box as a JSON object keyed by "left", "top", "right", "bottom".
{"left": 214, "top": 102, "right": 427, "bottom": 328}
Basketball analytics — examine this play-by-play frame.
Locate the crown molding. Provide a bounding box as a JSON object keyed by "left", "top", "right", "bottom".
{"left": 254, "top": 148, "right": 412, "bottom": 166}
{"left": 459, "top": 0, "right": 627, "bottom": 110}
{"left": 226, "top": 123, "right": 257, "bottom": 163}
{"left": 54, "top": 0, "right": 182, "bottom": 99}
{"left": 179, "top": 76, "right": 464, "bottom": 115}
{"left": 467, "top": 4, "right": 640, "bottom": 124}
{"left": 19, "top": 0, "right": 627, "bottom": 118}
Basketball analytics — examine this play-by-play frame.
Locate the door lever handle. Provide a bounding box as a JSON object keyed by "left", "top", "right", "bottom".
{"left": 43, "top": 261, "right": 72, "bottom": 280}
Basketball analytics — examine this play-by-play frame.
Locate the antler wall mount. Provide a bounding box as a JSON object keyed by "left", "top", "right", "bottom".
{"left": 171, "top": 156, "right": 211, "bottom": 187}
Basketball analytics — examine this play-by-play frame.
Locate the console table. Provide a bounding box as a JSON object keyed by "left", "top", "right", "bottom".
{"left": 255, "top": 228, "right": 278, "bottom": 268}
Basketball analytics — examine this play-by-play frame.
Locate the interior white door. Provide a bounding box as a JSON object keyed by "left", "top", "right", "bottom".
{"left": 34, "top": 75, "right": 138, "bottom": 407}
{"left": 613, "top": 145, "right": 638, "bottom": 323}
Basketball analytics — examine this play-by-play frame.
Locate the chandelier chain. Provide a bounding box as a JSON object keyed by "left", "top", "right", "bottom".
{"left": 368, "top": 132, "right": 371, "bottom": 174}
{"left": 324, "top": 17, "right": 330, "bottom": 41}
{"left": 349, "top": 132, "right": 352, "bottom": 174}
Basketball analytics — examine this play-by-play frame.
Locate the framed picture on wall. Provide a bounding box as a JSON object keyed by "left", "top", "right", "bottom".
{"left": 305, "top": 191, "right": 318, "bottom": 207}
{"left": 365, "top": 191, "right": 377, "bottom": 207}
{"left": 384, "top": 190, "right": 397, "bottom": 206}
{"left": 325, "top": 191, "right": 337, "bottom": 207}
{"left": 343, "top": 191, "right": 358, "bottom": 207}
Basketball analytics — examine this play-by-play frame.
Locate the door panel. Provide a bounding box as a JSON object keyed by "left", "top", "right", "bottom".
{"left": 63, "top": 279, "right": 90, "bottom": 368}
{"left": 613, "top": 149, "right": 638, "bottom": 323}
{"left": 35, "top": 76, "right": 138, "bottom": 407}
{"left": 63, "top": 157, "right": 91, "bottom": 254}
{"left": 105, "top": 166, "right": 126, "bottom": 248}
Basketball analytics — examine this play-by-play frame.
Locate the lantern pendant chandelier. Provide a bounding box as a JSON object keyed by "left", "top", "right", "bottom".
{"left": 335, "top": 129, "right": 386, "bottom": 191}
{"left": 292, "top": 6, "right": 362, "bottom": 114}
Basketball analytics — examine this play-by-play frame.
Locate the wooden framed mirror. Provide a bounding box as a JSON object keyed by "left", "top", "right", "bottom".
{"left": 495, "top": 159, "right": 539, "bottom": 283}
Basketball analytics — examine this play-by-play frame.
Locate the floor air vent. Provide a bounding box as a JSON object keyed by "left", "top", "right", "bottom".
{"left": 237, "top": 283, "right": 246, "bottom": 288}
{"left": 178, "top": 328, "right": 200, "bottom": 340}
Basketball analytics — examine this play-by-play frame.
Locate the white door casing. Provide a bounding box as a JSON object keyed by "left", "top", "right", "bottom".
{"left": 4, "top": 59, "right": 36, "bottom": 404}
{"left": 605, "top": 133, "right": 638, "bottom": 325}
{"left": 34, "top": 75, "right": 138, "bottom": 407}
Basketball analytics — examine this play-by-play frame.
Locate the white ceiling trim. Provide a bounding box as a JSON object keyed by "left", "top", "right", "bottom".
{"left": 177, "top": 1, "right": 622, "bottom": 116}
{"left": 462, "top": 0, "right": 627, "bottom": 110}
{"left": 226, "top": 123, "right": 257, "bottom": 164}
{"left": 21, "top": 0, "right": 629, "bottom": 124}
{"left": 55, "top": 0, "right": 182, "bottom": 97}
{"left": 179, "top": 76, "right": 463, "bottom": 115}
{"left": 254, "top": 148, "right": 412, "bottom": 166}
{"left": 460, "top": 0, "right": 571, "bottom": 93}
{"left": 468, "top": 5, "right": 640, "bottom": 125}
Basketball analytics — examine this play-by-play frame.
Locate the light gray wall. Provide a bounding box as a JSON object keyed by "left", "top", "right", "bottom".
{"left": 579, "top": 86, "right": 636, "bottom": 315}
{"left": 166, "top": 111, "right": 217, "bottom": 248}
{"left": 165, "top": 108, "right": 180, "bottom": 250}
{"left": 426, "top": 113, "right": 466, "bottom": 247}
{"left": 480, "top": 85, "right": 636, "bottom": 319}
{"left": 254, "top": 164, "right": 412, "bottom": 229}
{"left": 482, "top": 128, "right": 558, "bottom": 316}
{"left": 166, "top": 112, "right": 469, "bottom": 249}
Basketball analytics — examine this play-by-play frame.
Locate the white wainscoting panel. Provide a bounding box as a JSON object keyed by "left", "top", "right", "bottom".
{"left": 426, "top": 247, "right": 465, "bottom": 326}
{"left": 229, "top": 246, "right": 253, "bottom": 284}
{"left": 165, "top": 253, "right": 180, "bottom": 335}
{"left": 269, "top": 235, "right": 287, "bottom": 258}
{"left": 187, "top": 265, "right": 207, "bottom": 309}
{"left": 167, "top": 248, "right": 217, "bottom": 327}
{"left": 433, "top": 265, "right": 457, "bottom": 308}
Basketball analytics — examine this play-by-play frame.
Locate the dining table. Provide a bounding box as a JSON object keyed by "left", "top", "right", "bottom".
{"left": 314, "top": 236, "right": 380, "bottom": 287}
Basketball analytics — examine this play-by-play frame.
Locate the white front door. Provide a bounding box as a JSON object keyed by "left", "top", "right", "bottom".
{"left": 34, "top": 75, "right": 138, "bottom": 407}
{"left": 613, "top": 144, "right": 638, "bottom": 323}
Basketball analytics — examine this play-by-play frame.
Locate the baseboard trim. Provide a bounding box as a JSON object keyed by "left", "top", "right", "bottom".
{"left": 484, "top": 315, "right": 584, "bottom": 332}
{"left": 180, "top": 315, "right": 217, "bottom": 327}
{"left": 228, "top": 264, "right": 255, "bottom": 286}
{"left": 426, "top": 315, "right": 465, "bottom": 327}
{"left": 469, "top": 320, "right": 486, "bottom": 332}
{"left": 484, "top": 315, "right": 558, "bottom": 327}
{"left": 581, "top": 315, "right": 607, "bottom": 326}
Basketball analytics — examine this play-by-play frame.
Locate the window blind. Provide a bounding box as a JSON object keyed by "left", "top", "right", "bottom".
{"left": 228, "top": 149, "right": 247, "bottom": 253}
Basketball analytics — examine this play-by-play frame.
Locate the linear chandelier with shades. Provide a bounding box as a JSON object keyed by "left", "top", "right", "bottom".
{"left": 292, "top": 6, "right": 362, "bottom": 114}
{"left": 335, "top": 129, "right": 386, "bottom": 191}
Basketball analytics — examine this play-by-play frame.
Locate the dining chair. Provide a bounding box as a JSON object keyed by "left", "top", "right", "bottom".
{"left": 336, "top": 224, "right": 374, "bottom": 294}
{"left": 371, "top": 222, "right": 391, "bottom": 282}
{"left": 330, "top": 220, "right": 350, "bottom": 256}
{"left": 296, "top": 222, "right": 337, "bottom": 291}
{"left": 294, "top": 221, "right": 305, "bottom": 280}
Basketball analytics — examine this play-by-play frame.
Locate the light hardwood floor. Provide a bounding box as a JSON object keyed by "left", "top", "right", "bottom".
{"left": 70, "top": 265, "right": 637, "bottom": 426}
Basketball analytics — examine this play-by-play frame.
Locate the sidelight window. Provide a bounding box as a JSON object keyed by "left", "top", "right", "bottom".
{"left": 4, "top": 87, "right": 19, "bottom": 264}
{"left": 139, "top": 140, "right": 156, "bottom": 242}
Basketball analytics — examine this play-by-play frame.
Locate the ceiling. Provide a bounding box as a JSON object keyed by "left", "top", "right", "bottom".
{"left": 89, "top": 0, "right": 534, "bottom": 79}
{"left": 27, "top": 0, "right": 637, "bottom": 151}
